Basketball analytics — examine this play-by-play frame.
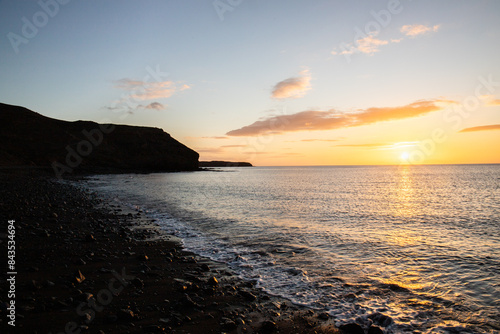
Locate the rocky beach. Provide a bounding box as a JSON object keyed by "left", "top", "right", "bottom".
{"left": 0, "top": 169, "right": 346, "bottom": 334}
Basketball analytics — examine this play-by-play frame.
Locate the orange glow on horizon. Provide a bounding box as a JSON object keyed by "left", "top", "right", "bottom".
{"left": 196, "top": 112, "right": 500, "bottom": 166}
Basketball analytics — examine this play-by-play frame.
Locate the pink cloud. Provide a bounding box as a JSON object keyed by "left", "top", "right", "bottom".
{"left": 459, "top": 124, "right": 500, "bottom": 133}
{"left": 114, "top": 78, "right": 190, "bottom": 100}
{"left": 227, "top": 99, "right": 452, "bottom": 137}
{"left": 271, "top": 70, "right": 311, "bottom": 99}
{"left": 400, "top": 24, "right": 440, "bottom": 37}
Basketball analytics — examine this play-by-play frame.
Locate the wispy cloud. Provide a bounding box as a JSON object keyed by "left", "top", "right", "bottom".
{"left": 377, "top": 141, "right": 419, "bottom": 150}
{"left": 221, "top": 144, "right": 247, "bottom": 148}
{"left": 459, "top": 124, "right": 500, "bottom": 133}
{"left": 301, "top": 139, "right": 340, "bottom": 142}
{"left": 335, "top": 143, "right": 384, "bottom": 148}
{"left": 335, "top": 141, "right": 420, "bottom": 150}
{"left": 114, "top": 78, "right": 190, "bottom": 100}
{"left": 271, "top": 70, "right": 311, "bottom": 99}
{"left": 105, "top": 77, "right": 189, "bottom": 113}
{"left": 196, "top": 148, "right": 224, "bottom": 153}
{"left": 141, "top": 102, "right": 165, "bottom": 110}
{"left": 332, "top": 32, "right": 390, "bottom": 56}
{"left": 332, "top": 23, "right": 441, "bottom": 57}
{"left": 400, "top": 24, "right": 440, "bottom": 37}
{"left": 201, "top": 136, "right": 229, "bottom": 140}
{"left": 480, "top": 95, "right": 500, "bottom": 106}
{"left": 196, "top": 144, "right": 247, "bottom": 153}
{"left": 104, "top": 101, "right": 166, "bottom": 113}
{"left": 227, "top": 99, "right": 454, "bottom": 137}
{"left": 356, "top": 34, "right": 389, "bottom": 54}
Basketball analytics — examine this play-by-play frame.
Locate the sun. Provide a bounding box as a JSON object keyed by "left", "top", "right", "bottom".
{"left": 400, "top": 152, "right": 410, "bottom": 161}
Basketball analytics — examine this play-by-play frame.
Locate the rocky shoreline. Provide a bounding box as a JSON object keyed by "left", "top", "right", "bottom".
{"left": 0, "top": 169, "right": 343, "bottom": 334}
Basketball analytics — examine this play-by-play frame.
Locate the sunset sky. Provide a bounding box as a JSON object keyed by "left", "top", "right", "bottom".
{"left": 1, "top": 1, "right": 499, "bottom": 165}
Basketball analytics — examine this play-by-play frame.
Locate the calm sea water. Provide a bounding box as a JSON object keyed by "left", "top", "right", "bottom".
{"left": 84, "top": 165, "right": 500, "bottom": 333}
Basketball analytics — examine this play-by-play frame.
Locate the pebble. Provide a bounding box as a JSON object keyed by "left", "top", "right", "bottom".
{"left": 221, "top": 317, "right": 237, "bottom": 330}
{"left": 208, "top": 276, "right": 219, "bottom": 286}
{"left": 260, "top": 320, "right": 278, "bottom": 333}
{"left": 368, "top": 312, "right": 393, "bottom": 327}
{"left": 118, "top": 308, "right": 136, "bottom": 321}
{"left": 137, "top": 254, "right": 149, "bottom": 261}
{"left": 339, "top": 322, "right": 365, "bottom": 334}
{"left": 368, "top": 325, "right": 385, "bottom": 334}
{"left": 143, "top": 325, "right": 164, "bottom": 333}
{"left": 132, "top": 278, "right": 144, "bottom": 288}
{"left": 239, "top": 290, "right": 257, "bottom": 301}
{"left": 318, "top": 312, "right": 329, "bottom": 320}
{"left": 73, "top": 270, "right": 86, "bottom": 284}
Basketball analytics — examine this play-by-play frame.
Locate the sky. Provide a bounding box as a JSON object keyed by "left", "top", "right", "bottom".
{"left": 1, "top": 0, "right": 499, "bottom": 166}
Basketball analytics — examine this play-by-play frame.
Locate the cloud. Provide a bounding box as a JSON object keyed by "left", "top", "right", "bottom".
{"left": 142, "top": 102, "right": 165, "bottom": 110}
{"left": 330, "top": 141, "right": 422, "bottom": 152}
{"left": 104, "top": 101, "right": 166, "bottom": 114}
{"left": 226, "top": 99, "right": 453, "bottom": 137}
{"left": 196, "top": 148, "right": 224, "bottom": 153}
{"left": 271, "top": 70, "right": 311, "bottom": 99}
{"left": 201, "top": 136, "right": 229, "bottom": 140}
{"left": 301, "top": 139, "right": 340, "bottom": 142}
{"left": 356, "top": 34, "right": 389, "bottom": 54}
{"left": 459, "top": 124, "right": 500, "bottom": 133}
{"left": 105, "top": 78, "right": 189, "bottom": 113}
{"left": 335, "top": 141, "right": 419, "bottom": 150}
{"left": 400, "top": 24, "right": 440, "bottom": 37}
{"left": 114, "top": 78, "right": 190, "bottom": 100}
{"left": 196, "top": 144, "right": 247, "bottom": 153}
{"left": 480, "top": 95, "right": 500, "bottom": 106}
{"left": 332, "top": 24, "right": 440, "bottom": 57}
{"left": 272, "top": 152, "right": 302, "bottom": 157}
{"left": 377, "top": 141, "right": 419, "bottom": 150}
{"left": 335, "top": 143, "right": 384, "bottom": 148}
{"left": 331, "top": 31, "right": 391, "bottom": 56}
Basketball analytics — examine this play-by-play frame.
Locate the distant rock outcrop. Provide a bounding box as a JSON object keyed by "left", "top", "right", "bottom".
{"left": 199, "top": 161, "right": 253, "bottom": 167}
{"left": 0, "top": 103, "right": 199, "bottom": 176}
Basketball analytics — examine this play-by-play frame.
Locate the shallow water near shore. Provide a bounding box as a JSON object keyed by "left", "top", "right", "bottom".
{"left": 83, "top": 165, "right": 500, "bottom": 333}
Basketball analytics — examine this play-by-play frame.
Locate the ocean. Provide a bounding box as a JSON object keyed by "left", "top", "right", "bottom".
{"left": 82, "top": 165, "right": 500, "bottom": 333}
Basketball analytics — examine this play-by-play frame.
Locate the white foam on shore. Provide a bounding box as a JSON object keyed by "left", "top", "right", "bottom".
{"left": 79, "top": 168, "right": 500, "bottom": 334}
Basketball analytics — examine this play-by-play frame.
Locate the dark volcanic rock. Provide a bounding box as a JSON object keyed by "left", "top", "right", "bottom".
{"left": 0, "top": 103, "right": 199, "bottom": 173}
{"left": 73, "top": 270, "right": 86, "bottom": 284}
{"left": 339, "top": 322, "right": 365, "bottom": 334}
{"left": 238, "top": 290, "right": 257, "bottom": 301}
{"left": 260, "top": 320, "right": 278, "bottom": 333}
{"left": 368, "top": 325, "right": 385, "bottom": 334}
{"left": 118, "top": 308, "right": 136, "bottom": 321}
{"left": 368, "top": 312, "right": 393, "bottom": 327}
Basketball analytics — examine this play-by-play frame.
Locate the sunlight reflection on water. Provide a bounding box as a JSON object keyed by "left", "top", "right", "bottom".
{"left": 84, "top": 165, "right": 500, "bottom": 333}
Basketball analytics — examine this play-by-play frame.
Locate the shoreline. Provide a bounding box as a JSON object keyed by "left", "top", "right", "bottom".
{"left": 0, "top": 170, "right": 341, "bottom": 333}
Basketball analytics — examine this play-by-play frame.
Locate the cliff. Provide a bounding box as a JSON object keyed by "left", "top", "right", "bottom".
{"left": 0, "top": 103, "right": 199, "bottom": 176}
